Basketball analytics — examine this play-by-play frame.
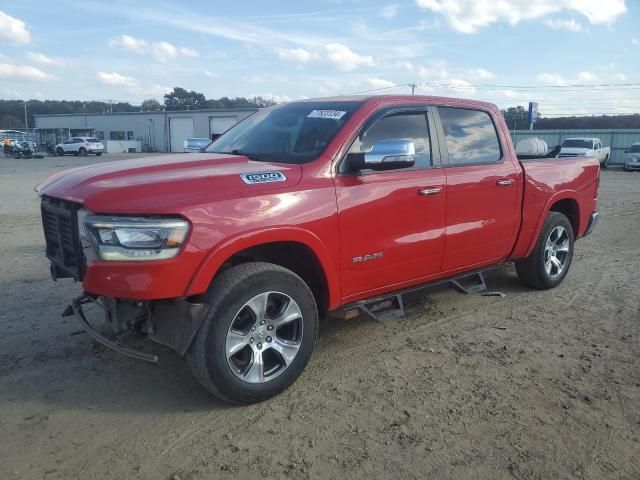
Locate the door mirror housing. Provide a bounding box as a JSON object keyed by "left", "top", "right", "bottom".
{"left": 346, "top": 139, "right": 416, "bottom": 172}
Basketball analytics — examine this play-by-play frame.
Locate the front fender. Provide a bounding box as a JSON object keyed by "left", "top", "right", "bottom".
{"left": 185, "top": 227, "right": 342, "bottom": 310}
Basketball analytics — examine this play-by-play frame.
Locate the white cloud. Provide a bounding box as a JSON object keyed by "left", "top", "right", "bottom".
{"left": 108, "top": 34, "right": 198, "bottom": 62}
{"left": 325, "top": 43, "right": 375, "bottom": 71}
{"left": 367, "top": 78, "right": 396, "bottom": 89}
{"left": 180, "top": 47, "right": 198, "bottom": 57}
{"left": 108, "top": 34, "right": 147, "bottom": 53}
{"left": 633, "top": 38, "right": 640, "bottom": 45}
{"left": 0, "top": 63, "right": 55, "bottom": 81}
{"left": 26, "top": 52, "right": 62, "bottom": 66}
{"left": 380, "top": 5, "right": 399, "bottom": 19}
{"left": 469, "top": 67, "right": 495, "bottom": 80}
{"left": 615, "top": 73, "right": 628, "bottom": 81}
{"left": 96, "top": 71, "right": 138, "bottom": 88}
{"left": 96, "top": 71, "right": 170, "bottom": 96}
{"left": 543, "top": 18, "right": 585, "bottom": 32}
{"left": 203, "top": 69, "right": 219, "bottom": 78}
{"left": 277, "top": 48, "right": 319, "bottom": 65}
{"left": 416, "top": 0, "right": 626, "bottom": 33}
{"left": 397, "top": 60, "right": 414, "bottom": 72}
{"left": 577, "top": 71, "right": 597, "bottom": 82}
{"left": 537, "top": 72, "right": 568, "bottom": 86}
{"left": 0, "top": 11, "right": 30, "bottom": 45}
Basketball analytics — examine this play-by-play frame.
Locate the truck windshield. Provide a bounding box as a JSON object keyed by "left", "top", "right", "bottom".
{"left": 206, "top": 101, "right": 362, "bottom": 164}
{"left": 562, "top": 139, "right": 593, "bottom": 149}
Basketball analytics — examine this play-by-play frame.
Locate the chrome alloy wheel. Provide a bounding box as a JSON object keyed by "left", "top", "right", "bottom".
{"left": 544, "top": 226, "right": 570, "bottom": 278}
{"left": 225, "top": 292, "right": 304, "bottom": 383}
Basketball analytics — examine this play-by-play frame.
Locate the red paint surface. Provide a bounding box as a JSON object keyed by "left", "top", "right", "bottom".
{"left": 39, "top": 96, "right": 599, "bottom": 308}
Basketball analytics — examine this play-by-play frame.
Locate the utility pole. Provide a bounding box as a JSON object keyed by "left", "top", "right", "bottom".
{"left": 409, "top": 83, "right": 417, "bottom": 95}
{"left": 24, "top": 101, "right": 28, "bottom": 129}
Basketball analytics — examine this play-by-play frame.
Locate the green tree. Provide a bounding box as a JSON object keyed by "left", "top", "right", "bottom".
{"left": 163, "top": 87, "right": 207, "bottom": 110}
{"left": 140, "top": 98, "right": 162, "bottom": 111}
{"left": 501, "top": 106, "right": 529, "bottom": 130}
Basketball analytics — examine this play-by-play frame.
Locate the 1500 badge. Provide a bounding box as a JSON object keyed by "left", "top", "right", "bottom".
{"left": 240, "top": 171, "right": 287, "bottom": 184}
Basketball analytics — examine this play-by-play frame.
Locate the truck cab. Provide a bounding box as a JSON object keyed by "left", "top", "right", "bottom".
{"left": 36, "top": 95, "right": 600, "bottom": 404}
{"left": 558, "top": 137, "right": 610, "bottom": 167}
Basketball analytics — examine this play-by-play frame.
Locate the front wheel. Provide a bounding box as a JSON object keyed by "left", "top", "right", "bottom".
{"left": 95, "top": 152, "right": 102, "bottom": 156}
{"left": 187, "top": 262, "right": 319, "bottom": 404}
{"left": 516, "top": 212, "right": 574, "bottom": 290}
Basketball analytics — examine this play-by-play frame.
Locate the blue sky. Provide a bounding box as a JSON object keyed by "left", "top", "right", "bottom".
{"left": 1, "top": 0, "right": 639, "bottom": 116}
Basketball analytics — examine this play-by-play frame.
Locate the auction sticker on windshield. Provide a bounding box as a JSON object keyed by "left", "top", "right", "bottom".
{"left": 307, "top": 110, "right": 347, "bottom": 120}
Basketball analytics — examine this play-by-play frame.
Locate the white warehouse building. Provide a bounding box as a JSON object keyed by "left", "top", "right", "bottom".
{"left": 33, "top": 108, "right": 258, "bottom": 153}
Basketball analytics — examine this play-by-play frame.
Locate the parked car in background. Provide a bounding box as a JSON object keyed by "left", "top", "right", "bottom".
{"left": 36, "top": 95, "right": 600, "bottom": 404}
{"left": 557, "top": 137, "right": 610, "bottom": 168}
{"left": 55, "top": 137, "right": 104, "bottom": 156}
{"left": 183, "top": 138, "right": 211, "bottom": 152}
{"left": 623, "top": 143, "right": 640, "bottom": 171}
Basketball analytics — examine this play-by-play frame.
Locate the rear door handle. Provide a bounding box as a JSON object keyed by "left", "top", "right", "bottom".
{"left": 418, "top": 187, "right": 443, "bottom": 196}
{"left": 496, "top": 179, "right": 513, "bottom": 187}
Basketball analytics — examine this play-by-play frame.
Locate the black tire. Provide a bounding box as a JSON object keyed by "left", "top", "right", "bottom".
{"left": 56, "top": 147, "right": 64, "bottom": 156}
{"left": 515, "top": 211, "right": 574, "bottom": 290}
{"left": 601, "top": 155, "right": 609, "bottom": 169}
{"left": 79, "top": 147, "right": 87, "bottom": 156}
{"left": 187, "top": 262, "right": 319, "bottom": 405}
{"left": 95, "top": 152, "right": 102, "bottom": 156}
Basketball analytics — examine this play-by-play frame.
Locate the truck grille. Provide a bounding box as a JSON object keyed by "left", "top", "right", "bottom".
{"left": 41, "top": 196, "right": 85, "bottom": 280}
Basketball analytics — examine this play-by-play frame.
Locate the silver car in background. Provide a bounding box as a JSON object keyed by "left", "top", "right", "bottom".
{"left": 623, "top": 143, "right": 640, "bottom": 171}
{"left": 183, "top": 138, "right": 211, "bottom": 152}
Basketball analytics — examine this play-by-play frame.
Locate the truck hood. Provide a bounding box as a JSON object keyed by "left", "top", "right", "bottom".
{"left": 36, "top": 153, "right": 302, "bottom": 214}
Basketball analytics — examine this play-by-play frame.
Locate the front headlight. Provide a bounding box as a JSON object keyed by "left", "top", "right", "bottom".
{"left": 83, "top": 215, "right": 189, "bottom": 261}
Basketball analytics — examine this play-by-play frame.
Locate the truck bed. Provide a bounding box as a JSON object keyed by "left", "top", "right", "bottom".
{"left": 510, "top": 156, "right": 600, "bottom": 259}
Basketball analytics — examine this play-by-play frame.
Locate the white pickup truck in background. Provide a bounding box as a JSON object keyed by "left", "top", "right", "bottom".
{"left": 557, "top": 137, "right": 611, "bottom": 167}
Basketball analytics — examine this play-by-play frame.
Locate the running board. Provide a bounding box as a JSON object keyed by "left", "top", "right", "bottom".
{"left": 450, "top": 271, "right": 487, "bottom": 294}
{"left": 335, "top": 268, "right": 492, "bottom": 323}
{"left": 357, "top": 295, "right": 405, "bottom": 323}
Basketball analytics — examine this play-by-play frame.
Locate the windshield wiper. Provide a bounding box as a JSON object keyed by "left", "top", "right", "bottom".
{"left": 208, "top": 149, "right": 268, "bottom": 162}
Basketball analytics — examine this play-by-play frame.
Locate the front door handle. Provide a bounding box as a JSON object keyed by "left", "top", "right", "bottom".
{"left": 418, "top": 187, "right": 443, "bottom": 196}
{"left": 496, "top": 179, "right": 513, "bottom": 187}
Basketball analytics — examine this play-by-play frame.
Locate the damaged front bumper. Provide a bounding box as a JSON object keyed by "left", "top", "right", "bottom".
{"left": 65, "top": 293, "right": 210, "bottom": 363}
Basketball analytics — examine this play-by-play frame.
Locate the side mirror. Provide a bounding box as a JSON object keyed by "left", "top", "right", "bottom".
{"left": 346, "top": 139, "right": 415, "bottom": 172}
{"left": 624, "top": 150, "right": 629, "bottom": 154}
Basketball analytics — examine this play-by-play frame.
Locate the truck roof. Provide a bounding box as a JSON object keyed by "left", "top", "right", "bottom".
{"left": 563, "top": 137, "right": 600, "bottom": 141}
{"left": 297, "top": 95, "right": 499, "bottom": 111}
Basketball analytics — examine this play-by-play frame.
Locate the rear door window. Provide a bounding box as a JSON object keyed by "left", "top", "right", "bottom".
{"left": 437, "top": 107, "right": 501, "bottom": 165}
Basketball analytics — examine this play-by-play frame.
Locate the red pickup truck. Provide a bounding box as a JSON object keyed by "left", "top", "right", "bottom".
{"left": 37, "top": 95, "right": 600, "bottom": 404}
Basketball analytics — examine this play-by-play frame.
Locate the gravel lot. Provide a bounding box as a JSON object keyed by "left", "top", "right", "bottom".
{"left": 0, "top": 154, "right": 639, "bottom": 480}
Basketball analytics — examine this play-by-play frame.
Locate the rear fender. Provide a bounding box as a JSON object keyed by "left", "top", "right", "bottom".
{"left": 522, "top": 191, "right": 580, "bottom": 258}
{"left": 186, "top": 227, "right": 341, "bottom": 310}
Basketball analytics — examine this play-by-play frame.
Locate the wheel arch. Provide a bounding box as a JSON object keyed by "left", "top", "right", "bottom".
{"left": 186, "top": 228, "right": 341, "bottom": 314}
{"left": 523, "top": 192, "right": 580, "bottom": 258}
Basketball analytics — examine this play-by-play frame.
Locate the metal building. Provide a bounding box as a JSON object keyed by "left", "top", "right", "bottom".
{"left": 511, "top": 129, "right": 640, "bottom": 165}
{"left": 33, "top": 108, "right": 258, "bottom": 153}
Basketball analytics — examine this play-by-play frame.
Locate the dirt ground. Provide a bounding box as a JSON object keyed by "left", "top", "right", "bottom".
{"left": 0, "top": 153, "right": 638, "bottom": 480}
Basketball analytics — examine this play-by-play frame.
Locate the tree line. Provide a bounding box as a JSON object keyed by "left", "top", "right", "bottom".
{"left": 500, "top": 105, "right": 640, "bottom": 130}
{"left": 2, "top": 92, "right": 639, "bottom": 130}
{"left": 0, "top": 87, "right": 276, "bottom": 129}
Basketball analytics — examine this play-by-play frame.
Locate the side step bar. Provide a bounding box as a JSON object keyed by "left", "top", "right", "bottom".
{"left": 340, "top": 269, "right": 491, "bottom": 323}
{"left": 66, "top": 295, "right": 159, "bottom": 363}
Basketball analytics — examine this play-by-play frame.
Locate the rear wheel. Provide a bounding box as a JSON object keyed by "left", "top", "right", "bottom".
{"left": 79, "top": 147, "right": 87, "bottom": 156}
{"left": 95, "top": 152, "right": 102, "bottom": 156}
{"left": 516, "top": 211, "right": 574, "bottom": 290}
{"left": 56, "top": 147, "right": 64, "bottom": 156}
{"left": 187, "top": 262, "right": 319, "bottom": 404}
{"left": 601, "top": 155, "right": 609, "bottom": 168}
